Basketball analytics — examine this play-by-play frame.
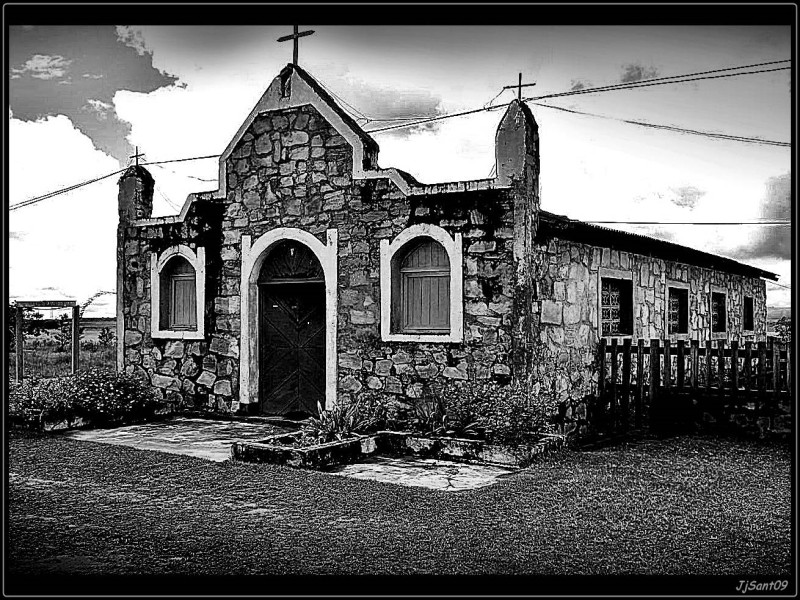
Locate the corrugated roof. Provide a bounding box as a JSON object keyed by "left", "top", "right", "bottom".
{"left": 538, "top": 210, "right": 779, "bottom": 281}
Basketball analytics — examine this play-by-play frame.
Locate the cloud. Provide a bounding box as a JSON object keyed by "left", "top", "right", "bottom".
{"left": 115, "top": 25, "right": 148, "bottom": 56}
{"left": 9, "top": 26, "right": 179, "bottom": 164}
{"left": 620, "top": 63, "right": 659, "bottom": 83}
{"left": 335, "top": 79, "right": 443, "bottom": 138}
{"left": 9, "top": 115, "right": 120, "bottom": 315}
{"left": 84, "top": 98, "right": 113, "bottom": 120}
{"left": 669, "top": 185, "right": 705, "bottom": 209}
{"left": 729, "top": 173, "right": 790, "bottom": 261}
{"left": 11, "top": 54, "right": 72, "bottom": 79}
{"left": 570, "top": 79, "right": 589, "bottom": 91}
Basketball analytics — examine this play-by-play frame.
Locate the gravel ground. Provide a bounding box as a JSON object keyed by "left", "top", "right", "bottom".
{"left": 7, "top": 429, "right": 791, "bottom": 588}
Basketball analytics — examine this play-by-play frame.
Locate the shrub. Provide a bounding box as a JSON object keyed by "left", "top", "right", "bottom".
{"left": 8, "top": 368, "right": 160, "bottom": 430}
{"left": 81, "top": 339, "right": 100, "bottom": 353}
{"left": 301, "top": 396, "right": 385, "bottom": 445}
{"left": 420, "top": 379, "right": 560, "bottom": 445}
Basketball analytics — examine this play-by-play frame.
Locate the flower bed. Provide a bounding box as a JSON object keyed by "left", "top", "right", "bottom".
{"left": 231, "top": 431, "right": 380, "bottom": 469}
{"left": 231, "top": 429, "right": 566, "bottom": 470}
{"left": 8, "top": 368, "right": 163, "bottom": 432}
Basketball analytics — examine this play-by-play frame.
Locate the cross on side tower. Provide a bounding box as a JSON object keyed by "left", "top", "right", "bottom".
{"left": 130, "top": 146, "right": 145, "bottom": 167}
{"left": 503, "top": 74, "right": 537, "bottom": 100}
{"left": 277, "top": 25, "right": 315, "bottom": 66}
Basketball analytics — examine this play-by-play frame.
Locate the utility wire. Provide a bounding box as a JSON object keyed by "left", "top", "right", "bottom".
{"left": 767, "top": 281, "right": 792, "bottom": 290}
{"left": 531, "top": 102, "right": 790, "bottom": 147}
{"left": 8, "top": 169, "right": 127, "bottom": 210}
{"left": 584, "top": 220, "right": 791, "bottom": 225}
{"left": 9, "top": 154, "right": 221, "bottom": 211}
{"left": 152, "top": 162, "right": 217, "bottom": 183}
{"left": 528, "top": 65, "right": 790, "bottom": 102}
{"left": 365, "top": 62, "right": 790, "bottom": 134}
{"left": 9, "top": 60, "right": 792, "bottom": 211}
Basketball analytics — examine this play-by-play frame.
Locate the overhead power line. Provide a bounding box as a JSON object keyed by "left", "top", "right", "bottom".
{"left": 530, "top": 102, "right": 790, "bottom": 147}
{"left": 9, "top": 153, "right": 221, "bottom": 211}
{"left": 528, "top": 65, "right": 790, "bottom": 103}
{"left": 767, "top": 281, "right": 791, "bottom": 290}
{"left": 9, "top": 59, "right": 791, "bottom": 211}
{"left": 365, "top": 60, "right": 790, "bottom": 134}
{"left": 585, "top": 220, "right": 791, "bottom": 225}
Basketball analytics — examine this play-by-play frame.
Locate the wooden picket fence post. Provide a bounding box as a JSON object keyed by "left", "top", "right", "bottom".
{"left": 595, "top": 337, "right": 791, "bottom": 434}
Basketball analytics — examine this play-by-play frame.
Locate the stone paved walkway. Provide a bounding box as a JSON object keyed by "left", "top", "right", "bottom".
{"left": 64, "top": 418, "right": 518, "bottom": 491}
{"left": 64, "top": 417, "right": 290, "bottom": 462}
{"left": 328, "top": 456, "right": 517, "bottom": 491}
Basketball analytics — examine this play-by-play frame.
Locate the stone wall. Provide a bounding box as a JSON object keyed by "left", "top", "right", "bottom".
{"left": 120, "top": 198, "right": 226, "bottom": 411}
{"left": 528, "top": 236, "right": 768, "bottom": 436}
{"left": 118, "top": 99, "right": 769, "bottom": 431}
{"left": 121, "top": 103, "right": 525, "bottom": 414}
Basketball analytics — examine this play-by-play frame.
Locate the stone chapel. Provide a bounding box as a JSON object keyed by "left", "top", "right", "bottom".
{"left": 117, "top": 63, "right": 776, "bottom": 421}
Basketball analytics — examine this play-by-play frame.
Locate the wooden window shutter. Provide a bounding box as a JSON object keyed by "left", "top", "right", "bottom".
{"left": 397, "top": 239, "right": 450, "bottom": 333}
{"left": 160, "top": 255, "right": 197, "bottom": 330}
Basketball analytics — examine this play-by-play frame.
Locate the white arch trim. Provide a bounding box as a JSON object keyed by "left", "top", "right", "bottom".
{"left": 150, "top": 245, "right": 206, "bottom": 340}
{"left": 380, "top": 224, "right": 463, "bottom": 343}
{"left": 239, "top": 227, "right": 338, "bottom": 409}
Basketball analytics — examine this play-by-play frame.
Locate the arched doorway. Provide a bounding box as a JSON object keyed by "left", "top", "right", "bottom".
{"left": 257, "top": 240, "right": 325, "bottom": 417}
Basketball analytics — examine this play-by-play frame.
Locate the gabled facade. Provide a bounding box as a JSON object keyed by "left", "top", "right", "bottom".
{"left": 117, "top": 64, "right": 776, "bottom": 423}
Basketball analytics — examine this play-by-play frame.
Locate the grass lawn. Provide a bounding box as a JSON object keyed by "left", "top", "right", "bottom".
{"left": 7, "top": 428, "right": 791, "bottom": 590}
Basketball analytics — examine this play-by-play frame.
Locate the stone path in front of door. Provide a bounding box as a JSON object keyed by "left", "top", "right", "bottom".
{"left": 65, "top": 417, "right": 518, "bottom": 491}
{"left": 64, "top": 417, "right": 292, "bottom": 463}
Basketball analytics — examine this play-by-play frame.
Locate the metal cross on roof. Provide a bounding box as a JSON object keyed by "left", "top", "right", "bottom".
{"left": 503, "top": 73, "right": 537, "bottom": 100}
{"left": 130, "top": 146, "right": 145, "bottom": 167}
{"left": 277, "top": 25, "right": 315, "bottom": 66}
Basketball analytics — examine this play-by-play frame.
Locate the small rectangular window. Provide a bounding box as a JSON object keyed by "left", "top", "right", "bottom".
{"left": 711, "top": 291, "right": 726, "bottom": 333}
{"left": 743, "top": 296, "right": 754, "bottom": 331}
{"left": 170, "top": 275, "right": 197, "bottom": 329}
{"left": 668, "top": 287, "right": 689, "bottom": 334}
{"left": 601, "top": 278, "right": 633, "bottom": 336}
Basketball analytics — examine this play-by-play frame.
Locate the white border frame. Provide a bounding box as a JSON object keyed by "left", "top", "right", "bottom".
{"left": 150, "top": 245, "right": 206, "bottom": 340}
{"left": 239, "top": 227, "right": 338, "bottom": 408}
{"left": 380, "top": 224, "right": 463, "bottom": 343}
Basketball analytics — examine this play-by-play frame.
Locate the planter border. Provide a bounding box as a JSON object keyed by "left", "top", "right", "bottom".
{"left": 231, "top": 430, "right": 567, "bottom": 470}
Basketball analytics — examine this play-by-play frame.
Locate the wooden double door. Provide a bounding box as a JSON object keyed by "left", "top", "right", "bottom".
{"left": 258, "top": 241, "right": 325, "bottom": 417}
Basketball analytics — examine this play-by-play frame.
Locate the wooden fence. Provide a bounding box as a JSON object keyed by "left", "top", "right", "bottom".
{"left": 595, "top": 337, "right": 792, "bottom": 435}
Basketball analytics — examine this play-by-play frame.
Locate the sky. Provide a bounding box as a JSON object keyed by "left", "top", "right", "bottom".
{"left": 8, "top": 25, "right": 792, "bottom": 316}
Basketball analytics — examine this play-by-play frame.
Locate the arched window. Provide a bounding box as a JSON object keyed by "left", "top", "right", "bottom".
{"left": 150, "top": 245, "right": 206, "bottom": 340}
{"left": 394, "top": 239, "right": 450, "bottom": 333}
{"left": 160, "top": 256, "right": 197, "bottom": 330}
{"left": 380, "top": 224, "right": 463, "bottom": 343}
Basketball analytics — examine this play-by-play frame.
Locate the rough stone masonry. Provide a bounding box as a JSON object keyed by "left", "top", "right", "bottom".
{"left": 117, "top": 63, "right": 774, "bottom": 435}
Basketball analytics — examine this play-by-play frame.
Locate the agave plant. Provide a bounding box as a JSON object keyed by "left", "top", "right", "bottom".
{"left": 302, "top": 398, "right": 381, "bottom": 445}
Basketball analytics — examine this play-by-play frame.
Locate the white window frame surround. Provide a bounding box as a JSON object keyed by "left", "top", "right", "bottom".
{"left": 239, "top": 228, "right": 338, "bottom": 409}
{"left": 665, "top": 280, "right": 691, "bottom": 341}
{"left": 150, "top": 245, "right": 206, "bottom": 340}
{"left": 596, "top": 267, "right": 634, "bottom": 341}
{"left": 710, "top": 285, "right": 728, "bottom": 339}
{"left": 380, "top": 224, "right": 463, "bottom": 343}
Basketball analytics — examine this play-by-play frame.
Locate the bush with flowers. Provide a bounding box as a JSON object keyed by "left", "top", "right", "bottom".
{"left": 9, "top": 368, "right": 160, "bottom": 430}
{"left": 415, "top": 378, "right": 561, "bottom": 445}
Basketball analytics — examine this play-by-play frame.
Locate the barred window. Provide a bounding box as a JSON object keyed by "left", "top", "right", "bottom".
{"left": 601, "top": 278, "right": 633, "bottom": 336}
{"left": 711, "top": 291, "right": 727, "bottom": 333}
{"left": 668, "top": 287, "right": 689, "bottom": 334}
